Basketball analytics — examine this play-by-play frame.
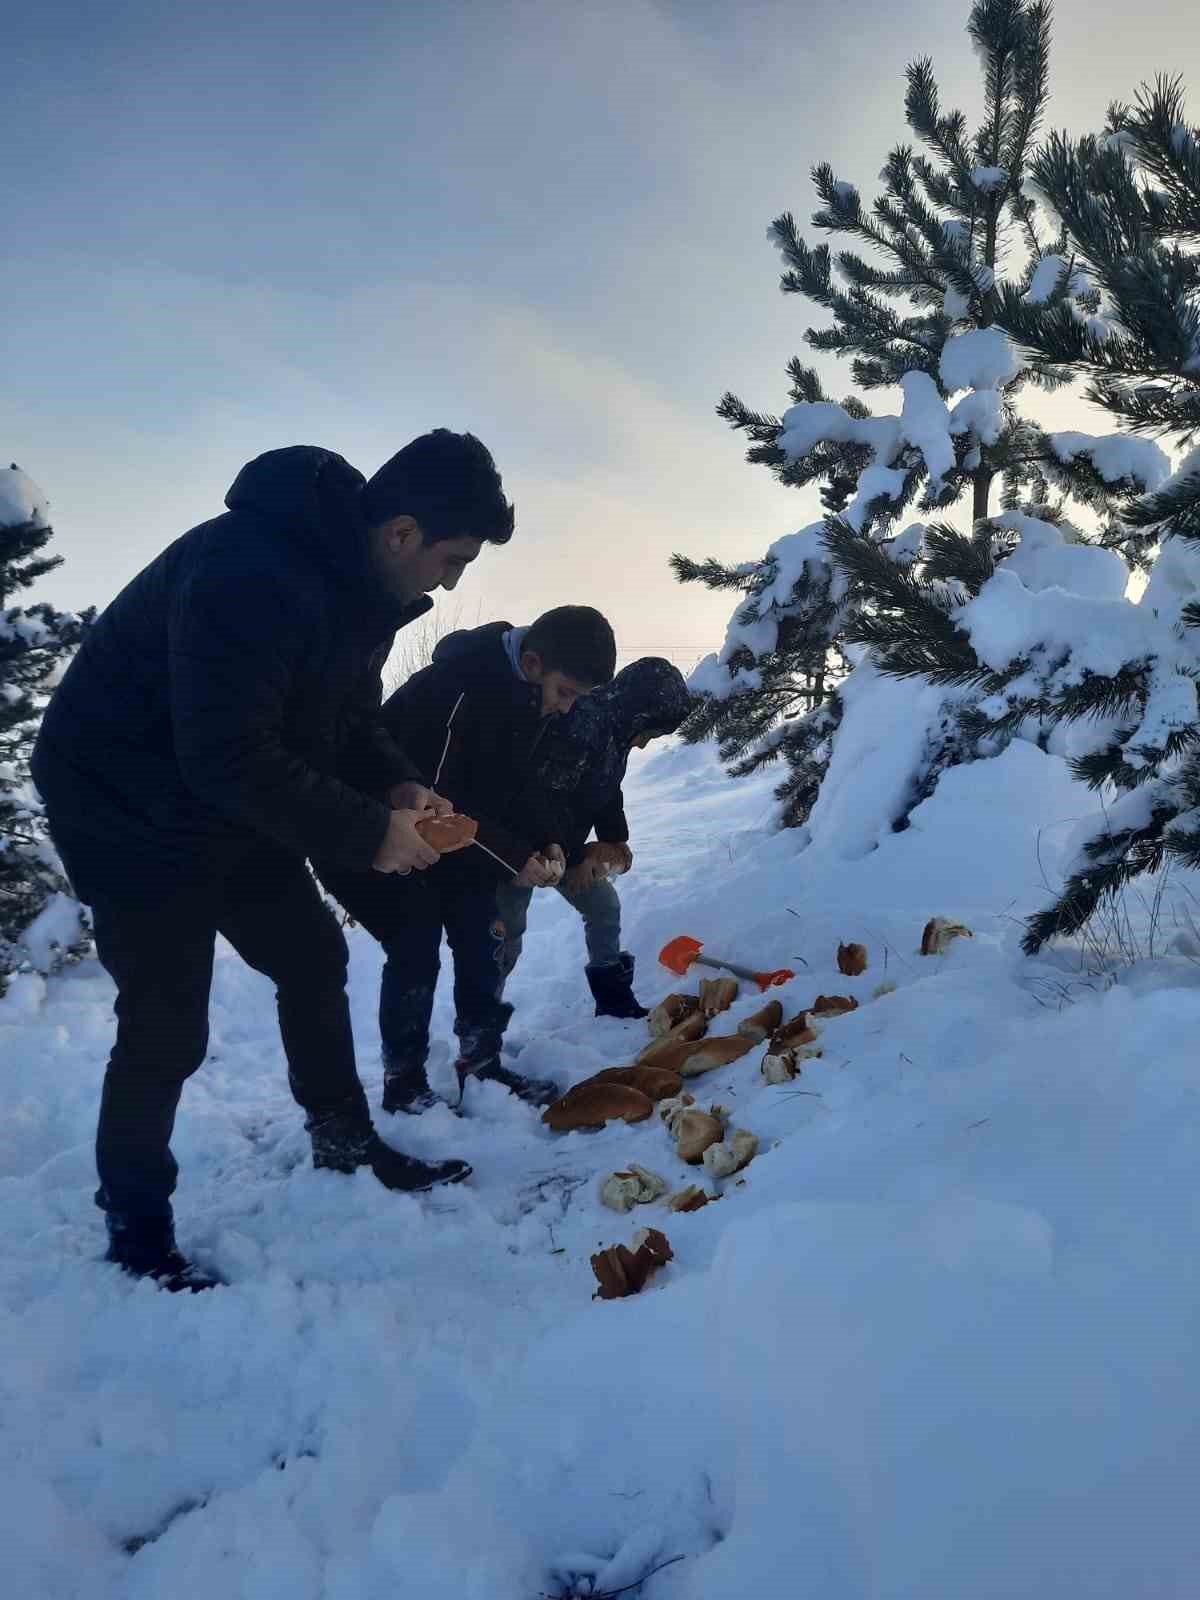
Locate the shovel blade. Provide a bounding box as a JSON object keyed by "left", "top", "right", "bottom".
{"left": 658, "top": 935, "right": 703, "bottom": 977}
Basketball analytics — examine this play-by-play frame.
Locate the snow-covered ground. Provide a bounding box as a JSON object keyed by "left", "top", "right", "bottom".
{"left": 4, "top": 737, "right": 1200, "bottom": 1598}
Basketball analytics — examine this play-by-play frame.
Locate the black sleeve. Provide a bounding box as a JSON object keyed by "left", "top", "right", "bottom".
{"left": 591, "top": 785, "right": 630, "bottom": 844}
{"left": 382, "top": 666, "right": 538, "bottom": 879}
{"left": 168, "top": 562, "right": 391, "bottom": 871}
{"left": 339, "top": 647, "right": 426, "bottom": 799}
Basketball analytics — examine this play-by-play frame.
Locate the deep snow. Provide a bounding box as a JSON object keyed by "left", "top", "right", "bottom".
{"left": 4, "top": 736, "right": 1200, "bottom": 1598}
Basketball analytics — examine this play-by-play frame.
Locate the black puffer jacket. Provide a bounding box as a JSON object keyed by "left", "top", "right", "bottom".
{"left": 33, "top": 446, "right": 429, "bottom": 895}
{"left": 379, "top": 622, "right": 565, "bottom": 881}
{"left": 533, "top": 657, "right": 693, "bottom": 864}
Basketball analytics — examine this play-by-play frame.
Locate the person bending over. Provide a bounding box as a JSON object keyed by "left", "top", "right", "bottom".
{"left": 32, "top": 431, "right": 513, "bottom": 1290}
{"left": 319, "top": 606, "right": 616, "bottom": 1114}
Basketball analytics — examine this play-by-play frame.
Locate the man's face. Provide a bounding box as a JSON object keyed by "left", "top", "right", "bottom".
{"left": 371, "top": 518, "right": 483, "bottom": 601}
{"left": 520, "top": 650, "right": 595, "bottom": 717}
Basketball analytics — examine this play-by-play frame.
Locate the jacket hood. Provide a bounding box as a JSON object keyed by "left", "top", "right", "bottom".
{"left": 225, "top": 446, "right": 372, "bottom": 585}
{"left": 431, "top": 620, "right": 513, "bottom": 670}
{"left": 592, "top": 657, "right": 693, "bottom": 742}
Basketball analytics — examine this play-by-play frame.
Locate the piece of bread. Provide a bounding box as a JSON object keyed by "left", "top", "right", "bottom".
{"left": 636, "top": 1009, "right": 707, "bottom": 1066}
{"left": 591, "top": 1065, "right": 684, "bottom": 1101}
{"left": 414, "top": 813, "right": 478, "bottom": 853}
{"left": 646, "top": 993, "right": 702, "bottom": 1039}
{"left": 737, "top": 999, "right": 784, "bottom": 1043}
{"left": 920, "top": 917, "right": 974, "bottom": 955}
{"left": 600, "top": 1165, "right": 668, "bottom": 1213}
{"left": 542, "top": 1081, "right": 655, "bottom": 1132}
{"left": 767, "top": 1013, "right": 818, "bottom": 1053}
{"left": 590, "top": 1227, "right": 673, "bottom": 1300}
{"left": 810, "top": 994, "right": 858, "bottom": 1017}
{"left": 677, "top": 1032, "right": 756, "bottom": 1078}
{"left": 698, "top": 976, "right": 740, "bottom": 1017}
{"left": 674, "top": 1108, "right": 726, "bottom": 1164}
{"left": 837, "top": 942, "right": 868, "bottom": 976}
{"left": 702, "top": 1129, "right": 759, "bottom": 1179}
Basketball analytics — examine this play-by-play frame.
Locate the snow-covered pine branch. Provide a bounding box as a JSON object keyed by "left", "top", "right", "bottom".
{"left": 0, "top": 465, "right": 92, "bottom": 996}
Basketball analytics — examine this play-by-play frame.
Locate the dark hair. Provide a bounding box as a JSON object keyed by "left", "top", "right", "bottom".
{"left": 524, "top": 606, "right": 617, "bottom": 686}
{"left": 362, "top": 429, "right": 515, "bottom": 545}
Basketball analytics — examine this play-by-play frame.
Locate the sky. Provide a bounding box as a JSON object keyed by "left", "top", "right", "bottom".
{"left": 5, "top": 0, "right": 1197, "bottom": 669}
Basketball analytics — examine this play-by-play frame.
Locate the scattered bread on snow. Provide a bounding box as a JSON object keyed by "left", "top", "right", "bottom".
{"left": 837, "top": 942, "right": 869, "bottom": 976}
{"left": 701, "top": 1129, "right": 759, "bottom": 1179}
{"left": 677, "top": 1032, "right": 757, "bottom": 1078}
{"left": 590, "top": 1228, "right": 673, "bottom": 1301}
{"left": 542, "top": 1081, "right": 655, "bottom": 1132}
{"left": 737, "top": 999, "right": 784, "bottom": 1043}
{"left": 592, "top": 1064, "right": 684, "bottom": 1102}
{"left": 698, "top": 976, "right": 740, "bottom": 1017}
{"left": 767, "top": 1013, "right": 820, "bottom": 1054}
{"left": 646, "top": 993, "right": 702, "bottom": 1039}
{"left": 920, "top": 917, "right": 974, "bottom": 955}
{"left": 666, "top": 1185, "right": 713, "bottom": 1213}
{"left": 673, "top": 1108, "right": 726, "bottom": 1164}
{"left": 599, "top": 1164, "right": 669, "bottom": 1213}
{"left": 637, "top": 1009, "right": 707, "bottom": 1067}
{"left": 810, "top": 994, "right": 858, "bottom": 1017}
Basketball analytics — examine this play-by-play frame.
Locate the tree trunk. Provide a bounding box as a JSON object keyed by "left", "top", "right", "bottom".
{"left": 972, "top": 469, "right": 992, "bottom": 524}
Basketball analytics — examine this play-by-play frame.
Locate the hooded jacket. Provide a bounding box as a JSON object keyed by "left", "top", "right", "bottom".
{"left": 532, "top": 657, "right": 693, "bottom": 864}
{"left": 32, "top": 446, "right": 429, "bottom": 895}
{"left": 378, "top": 621, "right": 564, "bottom": 881}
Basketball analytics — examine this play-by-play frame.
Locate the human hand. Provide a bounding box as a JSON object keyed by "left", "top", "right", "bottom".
{"left": 372, "top": 809, "right": 440, "bottom": 874}
{"left": 513, "top": 853, "right": 557, "bottom": 888}
{"left": 586, "top": 841, "right": 633, "bottom": 876}
{"left": 387, "top": 782, "right": 453, "bottom": 817}
{"left": 562, "top": 860, "right": 603, "bottom": 895}
{"left": 542, "top": 844, "right": 566, "bottom": 883}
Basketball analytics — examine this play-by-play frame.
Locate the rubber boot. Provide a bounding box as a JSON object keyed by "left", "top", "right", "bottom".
{"left": 586, "top": 951, "right": 649, "bottom": 1020}
{"left": 104, "top": 1212, "right": 222, "bottom": 1293}
{"left": 309, "top": 1100, "right": 471, "bottom": 1192}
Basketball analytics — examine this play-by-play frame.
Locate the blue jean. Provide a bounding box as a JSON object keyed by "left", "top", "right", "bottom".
{"left": 495, "top": 875, "right": 623, "bottom": 979}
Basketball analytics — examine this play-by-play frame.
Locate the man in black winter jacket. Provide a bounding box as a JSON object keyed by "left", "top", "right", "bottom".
{"left": 318, "top": 606, "right": 617, "bottom": 1114}
{"left": 32, "top": 431, "right": 514, "bottom": 1290}
{"left": 495, "top": 657, "right": 692, "bottom": 1017}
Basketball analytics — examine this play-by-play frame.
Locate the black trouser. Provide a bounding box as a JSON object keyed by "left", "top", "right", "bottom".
{"left": 77, "top": 845, "right": 365, "bottom": 1220}
{"left": 318, "top": 864, "right": 510, "bottom": 1070}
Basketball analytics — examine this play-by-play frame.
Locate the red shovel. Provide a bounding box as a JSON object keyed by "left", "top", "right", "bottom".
{"left": 659, "top": 935, "right": 794, "bottom": 993}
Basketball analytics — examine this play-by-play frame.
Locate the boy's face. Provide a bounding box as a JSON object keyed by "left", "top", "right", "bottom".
{"left": 520, "top": 650, "right": 595, "bottom": 717}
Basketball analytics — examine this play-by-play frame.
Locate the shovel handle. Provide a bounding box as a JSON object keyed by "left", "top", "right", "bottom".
{"left": 693, "top": 954, "right": 794, "bottom": 991}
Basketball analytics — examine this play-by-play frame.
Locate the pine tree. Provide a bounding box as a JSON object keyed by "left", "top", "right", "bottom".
{"left": 995, "top": 80, "right": 1200, "bottom": 950}
{"left": 1, "top": 466, "right": 92, "bottom": 994}
{"left": 829, "top": 75, "right": 1200, "bottom": 951}
{"left": 674, "top": 1, "right": 1171, "bottom": 828}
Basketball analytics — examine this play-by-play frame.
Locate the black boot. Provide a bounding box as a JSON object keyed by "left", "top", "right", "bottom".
{"left": 381, "top": 1054, "right": 440, "bottom": 1115}
{"left": 309, "top": 1102, "right": 471, "bottom": 1192}
{"left": 586, "top": 952, "right": 649, "bottom": 1020}
{"left": 104, "top": 1212, "right": 222, "bottom": 1293}
{"left": 457, "top": 1054, "right": 560, "bottom": 1108}
{"left": 453, "top": 1013, "right": 557, "bottom": 1108}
